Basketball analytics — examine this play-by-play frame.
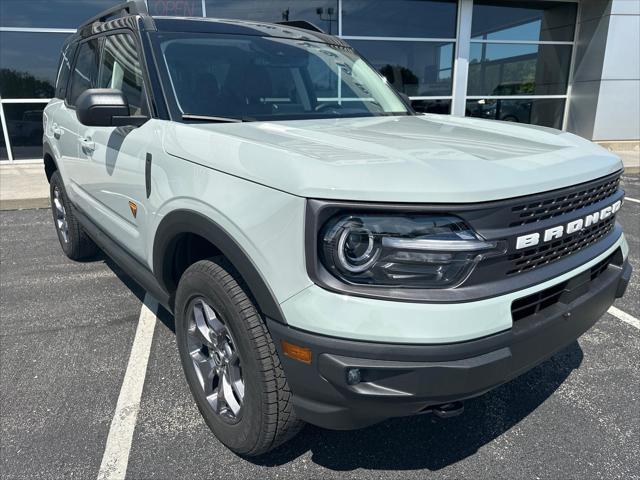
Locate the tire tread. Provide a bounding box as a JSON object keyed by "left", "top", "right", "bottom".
{"left": 179, "top": 258, "right": 304, "bottom": 455}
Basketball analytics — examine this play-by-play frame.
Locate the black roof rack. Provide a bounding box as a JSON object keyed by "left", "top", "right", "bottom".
{"left": 276, "top": 20, "right": 325, "bottom": 34}
{"left": 79, "top": 0, "right": 148, "bottom": 28}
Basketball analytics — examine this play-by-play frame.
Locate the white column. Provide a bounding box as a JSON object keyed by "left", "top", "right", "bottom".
{"left": 451, "top": 0, "right": 473, "bottom": 117}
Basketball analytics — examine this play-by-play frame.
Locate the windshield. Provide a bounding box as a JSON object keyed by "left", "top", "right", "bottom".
{"left": 156, "top": 33, "right": 410, "bottom": 122}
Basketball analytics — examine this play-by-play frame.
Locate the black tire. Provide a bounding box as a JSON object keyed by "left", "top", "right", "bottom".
{"left": 49, "top": 170, "right": 98, "bottom": 260}
{"left": 175, "top": 258, "right": 304, "bottom": 456}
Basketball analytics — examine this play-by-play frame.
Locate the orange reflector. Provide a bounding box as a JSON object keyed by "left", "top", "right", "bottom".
{"left": 281, "top": 340, "right": 312, "bottom": 364}
{"left": 128, "top": 201, "right": 138, "bottom": 218}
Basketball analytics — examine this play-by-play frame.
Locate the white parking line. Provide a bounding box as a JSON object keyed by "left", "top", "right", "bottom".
{"left": 625, "top": 197, "right": 640, "bottom": 204}
{"left": 97, "top": 295, "right": 158, "bottom": 480}
{"left": 608, "top": 306, "right": 640, "bottom": 330}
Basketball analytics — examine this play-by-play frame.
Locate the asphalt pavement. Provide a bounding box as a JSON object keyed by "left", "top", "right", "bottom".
{"left": 1, "top": 174, "right": 639, "bottom": 480}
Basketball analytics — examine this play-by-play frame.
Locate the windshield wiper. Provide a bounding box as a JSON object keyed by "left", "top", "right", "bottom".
{"left": 182, "top": 114, "right": 246, "bottom": 123}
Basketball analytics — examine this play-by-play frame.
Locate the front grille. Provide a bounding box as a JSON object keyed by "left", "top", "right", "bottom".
{"left": 506, "top": 216, "right": 616, "bottom": 275}
{"left": 509, "top": 174, "right": 620, "bottom": 227}
{"left": 511, "top": 251, "right": 616, "bottom": 321}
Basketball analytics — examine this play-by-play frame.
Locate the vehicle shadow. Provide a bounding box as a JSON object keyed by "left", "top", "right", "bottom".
{"left": 251, "top": 342, "right": 583, "bottom": 472}
{"left": 100, "top": 254, "right": 176, "bottom": 332}
{"left": 99, "top": 255, "right": 583, "bottom": 472}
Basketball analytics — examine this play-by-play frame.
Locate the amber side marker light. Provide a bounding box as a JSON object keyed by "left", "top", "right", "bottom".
{"left": 281, "top": 340, "right": 312, "bottom": 364}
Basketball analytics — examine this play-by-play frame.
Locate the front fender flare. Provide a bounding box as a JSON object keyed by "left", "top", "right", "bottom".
{"left": 153, "top": 209, "right": 286, "bottom": 324}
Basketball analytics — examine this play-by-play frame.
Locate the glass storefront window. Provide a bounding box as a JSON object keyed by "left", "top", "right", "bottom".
{"left": 3, "top": 103, "right": 45, "bottom": 160}
{"left": 0, "top": 0, "right": 118, "bottom": 29}
{"left": 342, "top": 0, "right": 458, "bottom": 39}
{"left": 467, "top": 43, "right": 572, "bottom": 96}
{"left": 411, "top": 99, "right": 451, "bottom": 114}
{"left": 148, "top": 0, "right": 203, "bottom": 17}
{"left": 466, "top": 98, "right": 566, "bottom": 129}
{"left": 349, "top": 40, "right": 454, "bottom": 97}
{"left": 205, "top": 1, "right": 339, "bottom": 33}
{"left": 472, "top": 0, "right": 577, "bottom": 42}
{"left": 0, "top": 32, "right": 69, "bottom": 99}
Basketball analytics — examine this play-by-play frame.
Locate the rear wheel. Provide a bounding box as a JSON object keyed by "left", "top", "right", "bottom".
{"left": 49, "top": 170, "right": 98, "bottom": 260}
{"left": 175, "top": 258, "right": 303, "bottom": 456}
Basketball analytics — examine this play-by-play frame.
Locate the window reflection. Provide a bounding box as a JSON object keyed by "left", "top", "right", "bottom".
{"left": 68, "top": 39, "right": 101, "bottom": 106}
{"left": 205, "top": 1, "right": 339, "bottom": 33}
{"left": 0, "top": 0, "right": 118, "bottom": 29}
{"left": 411, "top": 99, "right": 451, "bottom": 114}
{"left": 466, "top": 98, "right": 565, "bottom": 129}
{"left": 343, "top": 0, "right": 458, "bottom": 38}
{"left": 99, "top": 34, "right": 147, "bottom": 115}
{"left": 467, "top": 43, "right": 572, "bottom": 96}
{"left": 0, "top": 32, "right": 68, "bottom": 98}
{"left": 3, "top": 104, "right": 45, "bottom": 160}
{"left": 472, "top": 0, "right": 577, "bottom": 42}
{"left": 349, "top": 40, "right": 454, "bottom": 97}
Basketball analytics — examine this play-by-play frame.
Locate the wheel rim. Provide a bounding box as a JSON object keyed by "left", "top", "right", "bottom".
{"left": 53, "top": 186, "right": 69, "bottom": 244}
{"left": 187, "top": 298, "right": 245, "bottom": 423}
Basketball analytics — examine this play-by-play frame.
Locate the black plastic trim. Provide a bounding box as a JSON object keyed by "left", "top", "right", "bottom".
{"left": 144, "top": 153, "right": 152, "bottom": 197}
{"left": 42, "top": 141, "right": 57, "bottom": 165}
{"left": 71, "top": 203, "right": 172, "bottom": 311}
{"left": 152, "top": 210, "right": 286, "bottom": 323}
{"left": 79, "top": 0, "right": 148, "bottom": 29}
{"left": 151, "top": 18, "right": 349, "bottom": 46}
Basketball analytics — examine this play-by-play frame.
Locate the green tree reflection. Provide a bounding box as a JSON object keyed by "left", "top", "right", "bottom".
{"left": 0, "top": 69, "right": 54, "bottom": 98}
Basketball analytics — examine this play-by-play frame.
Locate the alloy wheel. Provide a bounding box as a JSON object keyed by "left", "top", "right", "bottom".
{"left": 53, "top": 186, "right": 69, "bottom": 243}
{"left": 187, "top": 298, "right": 245, "bottom": 423}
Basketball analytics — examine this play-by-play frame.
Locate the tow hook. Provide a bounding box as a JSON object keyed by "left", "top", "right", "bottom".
{"left": 431, "top": 401, "right": 464, "bottom": 418}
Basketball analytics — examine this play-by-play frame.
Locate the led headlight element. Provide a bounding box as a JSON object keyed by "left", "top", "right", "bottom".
{"left": 320, "top": 214, "right": 503, "bottom": 288}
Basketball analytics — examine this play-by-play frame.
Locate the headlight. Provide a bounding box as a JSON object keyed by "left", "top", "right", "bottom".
{"left": 320, "top": 214, "right": 503, "bottom": 288}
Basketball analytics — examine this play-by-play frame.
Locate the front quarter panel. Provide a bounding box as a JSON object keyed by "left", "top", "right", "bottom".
{"left": 148, "top": 125, "right": 311, "bottom": 306}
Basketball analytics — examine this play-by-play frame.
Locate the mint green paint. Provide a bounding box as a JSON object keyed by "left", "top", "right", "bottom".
{"left": 164, "top": 115, "right": 623, "bottom": 203}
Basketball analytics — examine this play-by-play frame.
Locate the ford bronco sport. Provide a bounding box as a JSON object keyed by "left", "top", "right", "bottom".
{"left": 43, "top": 1, "right": 632, "bottom": 456}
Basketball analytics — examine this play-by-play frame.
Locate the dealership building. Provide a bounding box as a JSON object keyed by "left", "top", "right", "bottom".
{"left": 0, "top": 0, "right": 638, "bottom": 162}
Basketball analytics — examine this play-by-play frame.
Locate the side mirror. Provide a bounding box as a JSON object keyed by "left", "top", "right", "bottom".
{"left": 76, "top": 88, "right": 147, "bottom": 127}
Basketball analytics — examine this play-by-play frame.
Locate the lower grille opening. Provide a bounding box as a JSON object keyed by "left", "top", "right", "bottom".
{"left": 511, "top": 250, "right": 618, "bottom": 322}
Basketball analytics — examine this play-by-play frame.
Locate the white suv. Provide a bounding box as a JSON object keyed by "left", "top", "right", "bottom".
{"left": 43, "top": 1, "right": 632, "bottom": 456}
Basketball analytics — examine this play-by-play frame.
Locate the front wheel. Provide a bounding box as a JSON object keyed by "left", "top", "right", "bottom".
{"left": 175, "top": 258, "right": 303, "bottom": 456}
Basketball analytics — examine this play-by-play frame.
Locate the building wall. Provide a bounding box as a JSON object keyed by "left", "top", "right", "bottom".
{"left": 567, "top": 0, "right": 640, "bottom": 141}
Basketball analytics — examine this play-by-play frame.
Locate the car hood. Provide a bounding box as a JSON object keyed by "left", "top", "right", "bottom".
{"left": 163, "top": 114, "right": 623, "bottom": 203}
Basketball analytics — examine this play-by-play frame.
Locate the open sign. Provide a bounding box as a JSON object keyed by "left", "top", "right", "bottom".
{"left": 148, "top": 0, "right": 201, "bottom": 17}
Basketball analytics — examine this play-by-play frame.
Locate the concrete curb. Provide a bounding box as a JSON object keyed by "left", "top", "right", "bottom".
{"left": 0, "top": 198, "right": 50, "bottom": 211}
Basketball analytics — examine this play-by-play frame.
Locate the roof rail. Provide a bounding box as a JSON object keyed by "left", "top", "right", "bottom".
{"left": 276, "top": 20, "right": 325, "bottom": 34}
{"left": 79, "top": 0, "right": 148, "bottom": 28}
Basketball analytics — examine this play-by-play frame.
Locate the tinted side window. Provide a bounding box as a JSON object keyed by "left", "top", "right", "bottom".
{"left": 98, "top": 34, "right": 147, "bottom": 116}
{"left": 68, "top": 38, "right": 100, "bottom": 106}
{"left": 55, "top": 41, "right": 77, "bottom": 99}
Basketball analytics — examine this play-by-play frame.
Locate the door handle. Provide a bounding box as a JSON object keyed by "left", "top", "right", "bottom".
{"left": 80, "top": 137, "right": 95, "bottom": 153}
{"left": 52, "top": 124, "right": 62, "bottom": 139}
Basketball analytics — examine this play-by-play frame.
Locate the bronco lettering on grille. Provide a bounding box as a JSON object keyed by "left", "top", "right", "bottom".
{"left": 515, "top": 199, "right": 622, "bottom": 250}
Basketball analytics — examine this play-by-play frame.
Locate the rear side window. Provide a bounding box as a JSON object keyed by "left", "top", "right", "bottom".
{"left": 98, "top": 33, "right": 147, "bottom": 116}
{"left": 68, "top": 38, "right": 100, "bottom": 106}
{"left": 54, "top": 41, "right": 77, "bottom": 99}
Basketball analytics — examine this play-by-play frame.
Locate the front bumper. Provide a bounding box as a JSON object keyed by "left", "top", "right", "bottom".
{"left": 269, "top": 254, "right": 632, "bottom": 430}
